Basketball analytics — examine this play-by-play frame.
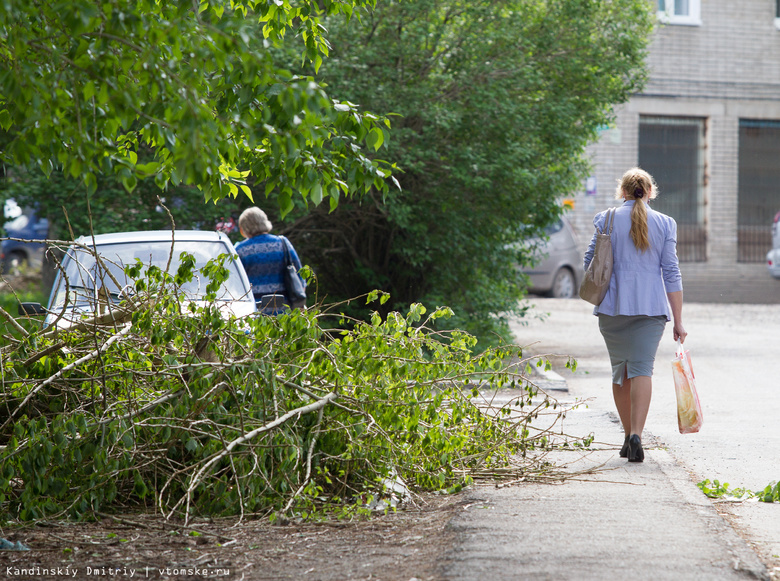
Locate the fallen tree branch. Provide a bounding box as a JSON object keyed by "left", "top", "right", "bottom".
{"left": 96, "top": 389, "right": 182, "bottom": 426}
{"left": 282, "top": 403, "right": 325, "bottom": 515}
{"left": 0, "top": 305, "right": 29, "bottom": 338}
{"left": 179, "top": 391, "right": 338, "bottom": 524}
{"left": 1, "top": 325, "right": 133, "bottom": 431}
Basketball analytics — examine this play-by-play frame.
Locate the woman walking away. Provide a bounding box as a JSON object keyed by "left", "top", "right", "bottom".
{"left": 234, "top": 206, "right": 306, "bottom": 314}
{"left": 584, "top": 167, "right": 687, "bottom": 463}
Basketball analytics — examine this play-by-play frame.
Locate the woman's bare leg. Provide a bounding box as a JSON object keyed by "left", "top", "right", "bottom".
{"left": 612, "top": 375, "right": 632, "bottom": 436}
{"left": 629, "top": 375, "right": 652, "bottom": 437}
{"left": 613, "top": 372, "right": 653, "bottom": 438}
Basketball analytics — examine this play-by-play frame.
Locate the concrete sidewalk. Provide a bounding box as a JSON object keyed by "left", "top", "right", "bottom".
{"left": 437, "top": 382, "right": 769, "bottom": 580}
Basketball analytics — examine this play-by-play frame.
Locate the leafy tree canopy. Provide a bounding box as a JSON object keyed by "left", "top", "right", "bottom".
{"left": 0, "top": 0, "right": 394, "bottom": 215}
{"left": 284, "top": 0, "right": 654, "bottom": 340}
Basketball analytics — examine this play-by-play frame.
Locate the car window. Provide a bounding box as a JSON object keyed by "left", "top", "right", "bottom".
{"left": 50, "top": 240, "right": 250, "bottom": 308}
{"left": 543, "top": 219, "right": 564, "bottom": 236}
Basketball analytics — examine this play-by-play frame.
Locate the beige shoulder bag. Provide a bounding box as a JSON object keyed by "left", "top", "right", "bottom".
{"left": 579, "top": 208, "right": 615, "bottom": 306}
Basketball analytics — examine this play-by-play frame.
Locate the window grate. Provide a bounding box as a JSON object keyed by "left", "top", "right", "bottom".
{"left": 737, "top": 119, "right": 780, "bottom": 262}
{"left": 639, "top": 116, "right": 707, "bottom": 262}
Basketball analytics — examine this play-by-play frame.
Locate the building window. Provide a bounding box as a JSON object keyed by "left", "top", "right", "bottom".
{"left": 657, "top": 0, "right": 701, "bottom": 26}
{"left": 737, "top": 120, "right": 780, "bottom": 262}
{"left": 638, "top": 116, "right": 707, "bottom": 262}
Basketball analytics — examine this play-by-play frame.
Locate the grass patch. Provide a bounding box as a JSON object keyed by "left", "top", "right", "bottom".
{"left": 0, "top": 277, "right": 47, "bottom": 341}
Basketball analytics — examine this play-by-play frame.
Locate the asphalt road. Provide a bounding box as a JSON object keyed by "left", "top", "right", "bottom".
{"left": 509, "top": 298, "right": 780, "bottom": 575}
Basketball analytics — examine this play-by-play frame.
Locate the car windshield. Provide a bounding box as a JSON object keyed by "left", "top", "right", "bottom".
{"left": 50, "top": 240, "right": 250, "bottom": 308}
{"left": 543, "top": 219, "right": 564, "bottom": 236}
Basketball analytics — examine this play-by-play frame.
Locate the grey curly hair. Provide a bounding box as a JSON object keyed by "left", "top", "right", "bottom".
{"left": 238, "top": 207, "right": 273, "bottom": 237}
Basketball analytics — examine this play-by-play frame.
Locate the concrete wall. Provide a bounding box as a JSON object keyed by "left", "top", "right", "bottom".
{"left": 569, "top": 0, "right": 780, "bottom": 303}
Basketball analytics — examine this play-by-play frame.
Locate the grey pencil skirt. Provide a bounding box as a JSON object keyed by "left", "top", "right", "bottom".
{"left": 598, "top": 314, "right": 667, "bottom": 386}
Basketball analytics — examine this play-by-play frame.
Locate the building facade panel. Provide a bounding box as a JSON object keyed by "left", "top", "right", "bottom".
{"left": 569, "top": 0, "right": 780, "bottom": 303}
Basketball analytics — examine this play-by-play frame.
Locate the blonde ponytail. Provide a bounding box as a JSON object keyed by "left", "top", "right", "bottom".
{"left": 615, "top": 167, "right": 658, "bottom": 253}
{"left": 631, "top": 199, "right": 650, "bottom": 252}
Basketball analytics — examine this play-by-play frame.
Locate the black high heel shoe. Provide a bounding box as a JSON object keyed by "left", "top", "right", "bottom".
{"left": 619, "top": 435, "right": 629, "bottom": 458}
{"left": 628, "top": 434, "right": 644, "bottom": 463}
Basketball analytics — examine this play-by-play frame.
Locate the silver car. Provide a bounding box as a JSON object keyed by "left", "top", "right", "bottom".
{"left": 523, "top": 217, "right": 584, "bottom": 298}
{"left": 768, "top": 211, "right": 780, "bottom": 279}
{"left": 21, "top": 230, "right": 256, "bottom": 328}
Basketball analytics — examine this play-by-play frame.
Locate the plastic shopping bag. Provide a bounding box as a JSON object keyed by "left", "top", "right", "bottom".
{"left": 671, "top": 339, "right": 703, "bottom": 434}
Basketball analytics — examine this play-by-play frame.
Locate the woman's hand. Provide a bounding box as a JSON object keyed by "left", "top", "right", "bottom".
{"left": 673, "top": 321, "right": 687, "bottom": 343}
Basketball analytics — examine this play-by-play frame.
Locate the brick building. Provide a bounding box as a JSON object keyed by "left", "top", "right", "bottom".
{"left": 569, "top": 0, "right": 780, "bottom": 303}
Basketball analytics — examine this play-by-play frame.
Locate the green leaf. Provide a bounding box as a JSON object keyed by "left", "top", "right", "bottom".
{"left": 97, "top": 83, "right": 109, "bottom": 105}
{"left": 83, "top": 81, "right": 96, "bottom": 101}
{"left": 83, "top": 172, "right": 97, "bottom": 194}
{"left": 136, "top": 162, "right": 160, "bottom": 175}
{"left": 279, "top": 190, "right": 294, "bottom": 217}
{"left": 122, "top": 174, "right": 138, "bottom": 192}
{"left": 240, "top": 185, "right": 254, "bottom": 201}
{"left": 366, "top": 127, "right": 384, "bottom": 151}
{"left": 310, "top": 182, "right": 323, "bottom": 206}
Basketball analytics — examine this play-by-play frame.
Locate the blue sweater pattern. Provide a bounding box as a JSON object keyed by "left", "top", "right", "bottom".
{"left": 235, "top": 234, "right": 303, "bottom": 298}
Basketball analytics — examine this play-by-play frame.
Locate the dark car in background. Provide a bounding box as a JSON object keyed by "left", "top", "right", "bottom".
{"left": 522, "top": 216, "right": 584, "bottom": 298}
{"left": 1, "top": 199, "right": 49, "bottom": 275}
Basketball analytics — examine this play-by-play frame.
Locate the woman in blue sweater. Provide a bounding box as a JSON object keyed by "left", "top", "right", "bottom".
{"left": 234, "top": 206, "right": 305, "bottom": 313}
{"left": 584, "top": 168, "right": 687, "bottom": 463}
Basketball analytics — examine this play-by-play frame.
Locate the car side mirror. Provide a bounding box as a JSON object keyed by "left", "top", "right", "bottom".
{"left": 18, "top": 302, "right": 46, "bottom": 316}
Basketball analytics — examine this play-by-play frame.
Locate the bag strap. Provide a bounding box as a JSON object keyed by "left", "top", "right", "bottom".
{"left": 676, "top": 338, "right": 684, "bottom": 358}
{"left": 676, "top": 338, "right": 695, "bottom": 385}
{"left": 600, "top": 208, "right": 616, "bottom": 236}
{"left": 279, "top": 235, "right": 293, "bottom": 267}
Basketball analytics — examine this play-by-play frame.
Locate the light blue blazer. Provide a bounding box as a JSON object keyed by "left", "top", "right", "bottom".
{"left": 584, "top": 200, "right": 683, "bottom": 320}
